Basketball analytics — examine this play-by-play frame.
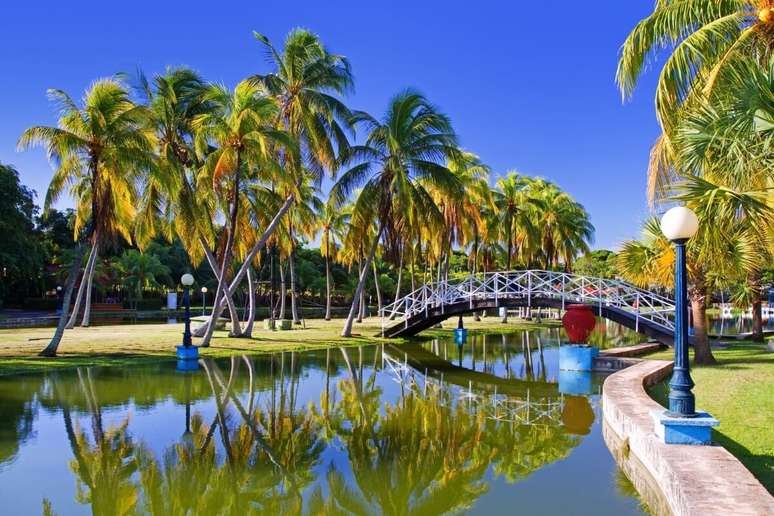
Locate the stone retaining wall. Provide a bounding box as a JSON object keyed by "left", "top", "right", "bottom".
{"left": 602, "top": 360, "right": 774, "bottom": 515}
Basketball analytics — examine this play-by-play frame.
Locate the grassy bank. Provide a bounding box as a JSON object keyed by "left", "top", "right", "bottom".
{"left": 647, "top": 342, "right": 774, "bottom": 493}
{"left": 0, "top": 315, "right": 558, "bottom": 376}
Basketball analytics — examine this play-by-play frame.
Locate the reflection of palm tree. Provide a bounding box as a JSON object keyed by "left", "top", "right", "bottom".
{"left": 56, "top": 369, "right": 139, "bottom": 515}
{"left": 322, "top": 381, "right": 490, "bottom": 515}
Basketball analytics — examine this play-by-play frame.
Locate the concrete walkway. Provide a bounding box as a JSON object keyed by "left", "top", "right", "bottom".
{"left": 602, "top": 360, "right": 774, "bottom": 515}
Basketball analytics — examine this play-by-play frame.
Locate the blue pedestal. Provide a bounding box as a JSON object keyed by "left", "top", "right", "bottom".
{"left": 558, "top": 370, "right": 593, "bottom": 395}
{"left": 454, "top": 328, "right": 468, "bottom": 345}
{"left": 559, "top": 344, "right": 599, "bottom": 371}
{"left": 653, "top": 410, "right": 719, "bottom": 445}
{"left": 176, "top": 345, "right": 199, "bottom": 361}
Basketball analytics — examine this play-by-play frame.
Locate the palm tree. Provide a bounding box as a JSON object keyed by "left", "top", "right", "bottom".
{"left": 19, "top": 78, "right": 152, "bottom": 349}
{"left": 617, "top": 177, "right": 769, "bottom": 363}
{"left": 526, "top": 179, "right": 594, "bottom": 269}
{"left": 192, "top": 80, "right": 294, "bottom": 346}
{"left": 332, "top": 90, "right": 462, "bottom": 337}
{"left": 318, "top": 199, "right": 350, "bottom": 320}
{"left": 115, "top": 249, "right": 170, "bottom": 304}
{"left": 617, "top": 1, "right": 772, "bottom": 199}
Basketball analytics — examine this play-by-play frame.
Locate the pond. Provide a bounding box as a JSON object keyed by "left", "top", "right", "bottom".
{"left": 0, "top": 327, "right": 648, "bottom": 515}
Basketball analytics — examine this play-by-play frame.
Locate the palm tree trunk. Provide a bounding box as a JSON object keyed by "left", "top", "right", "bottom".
{"left": 749, "top": 272, "right": 764, "bottom": 342}
{"left": 279, "top": 260, "right": 287, "bottom": 320}
{"left": 40, "top": 243, "right": 87, "bottom": 356}
{"left": 80, "top": 247, "right": 99, "bottom": 327}
{"left": 243, "top": 267, "right": 256, "bottom": 337}
{"left": 200, "top": 166, "right": 241, "bottom": 347}
{"left": 325, "top": 251, "right": 332, "bottom": 321}
{"left": 198, "top": 238, "right": 241, "bottom": 337}
{"left": 66, "top": 242, "right": 97, "bottom": 329}
{"left": 390, "top": 245, "right": 403, "bottom": 320}
{"left": 289, "top": 250, "right": 300, "bottom": 324}
{"left": 357, "top": 260, "right": 365, "bottom": 322}
{"left": 689, "top": 286, "right": 716, "bottom": 365}
{"left": 200, "top": 193, "right": 295, "bottom": 346}
{"left": 342, "top": 224, "right": 384, "bottom": 337}
{"left": 372, "top": 261, "right": 382, "bottom": 316}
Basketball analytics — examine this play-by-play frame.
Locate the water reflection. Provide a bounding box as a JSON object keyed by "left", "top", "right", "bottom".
{"left": 0, "top": 340, "right": 645, "bottom": 515}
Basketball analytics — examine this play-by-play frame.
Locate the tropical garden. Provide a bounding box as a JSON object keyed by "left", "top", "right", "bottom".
{"left": 6, "top": 28, "right": 595, "bottom": 356}
{"left": 615, "top": 0, "right": 774, "bottom": 364}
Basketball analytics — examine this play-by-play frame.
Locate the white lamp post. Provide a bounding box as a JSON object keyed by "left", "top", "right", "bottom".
{"left": 200, "top": 286, "right": 207, "bottom": 315}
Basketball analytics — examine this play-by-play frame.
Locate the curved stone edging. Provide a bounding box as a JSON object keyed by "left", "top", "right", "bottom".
{"left": 602, "top": 359, "right": 774, "bottom": 516}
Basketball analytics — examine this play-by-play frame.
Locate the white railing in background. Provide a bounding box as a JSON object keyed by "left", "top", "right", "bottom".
{"left": 381, "top": 270, "right": 675, "bottom": 336}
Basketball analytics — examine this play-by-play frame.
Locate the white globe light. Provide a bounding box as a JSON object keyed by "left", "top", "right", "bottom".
{"left": 181, "top": 273, "right": 195, "bottom": 286}
{"left": 660, "top": 206, "right": 699, "bottom": 241}
{"left": 201, "top": 286, "right": 208, "bottom": 293}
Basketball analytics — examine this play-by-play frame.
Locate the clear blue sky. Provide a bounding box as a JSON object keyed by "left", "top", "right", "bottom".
{"left": 0, "top": 0, "right": 662, "bottom": 250}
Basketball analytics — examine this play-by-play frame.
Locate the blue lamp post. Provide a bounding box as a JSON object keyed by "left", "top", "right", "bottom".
{"left": 176, "top": 273, "right": 199, "bottom": 366}
{"left": 660, "top": 206, "right": 699, "bottom": 417}
{"left": 657, "top": 207, "right": 718, "bottom": 445}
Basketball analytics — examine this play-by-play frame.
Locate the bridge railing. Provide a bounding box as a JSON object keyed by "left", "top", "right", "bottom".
{"left": 381, "top": 270, "right": 675, "bottom": 335}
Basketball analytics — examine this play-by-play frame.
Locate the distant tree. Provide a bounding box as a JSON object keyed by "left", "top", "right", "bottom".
{"left": 116, "top": 250, "right": 171, "bottom": 304}
{"left": 0, "top": 163, "right": 44, "bottom": 307}
{"left": 573, "top": 250, "right": 617, "bottom": 279}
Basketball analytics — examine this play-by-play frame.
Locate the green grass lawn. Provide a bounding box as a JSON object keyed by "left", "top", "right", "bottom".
{"left": 0, "top": 315, "right": 558, "bottom": 376}
{"left": 647, "top": 342, "right": 774, "bottom": 493}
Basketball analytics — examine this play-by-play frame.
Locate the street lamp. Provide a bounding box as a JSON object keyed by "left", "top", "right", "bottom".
{"left": 660, "top": 206, "right": 699, "bottom": 417}
{"left": 181, "top": 274, "right": 194, "bottom": 347}
{"left": 200, "top": 286, "right": 207, "bottom": 315}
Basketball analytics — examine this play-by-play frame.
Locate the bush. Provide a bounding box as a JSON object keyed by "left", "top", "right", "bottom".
{"left": 22, "top": 298, "right": 60, "bottom": 311}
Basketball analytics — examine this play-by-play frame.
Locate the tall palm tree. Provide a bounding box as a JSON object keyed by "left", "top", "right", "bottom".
{"left": 526, "top": 179, "right": 594, "bottom": 269}
{"left": 193, "top": 80, "right": 294, "bottom": 346}
{"left": 19, "top": 78, "right": 152, "bottom": 350}
{"left": 332, "top": 90, "right": 462, "bottom": 337}
{"left": 617, "top": 1, "right": 773, "bottom": 200}
{"left": 617, "top": 177, "right": 770, "bottom": 364}
{"left": 318, "top": 199, "right": 350, "bottom": 320}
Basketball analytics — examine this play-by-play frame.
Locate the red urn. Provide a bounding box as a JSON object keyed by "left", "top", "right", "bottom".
{"left": 561, "top": 304, "right": 596, "bottom": 344}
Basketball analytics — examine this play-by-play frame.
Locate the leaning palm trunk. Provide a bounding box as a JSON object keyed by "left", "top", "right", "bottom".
{"left": 243, "top": 267, "right": 256, "bottom": 337}
{"left": 79, "top": 248, "right": 99, "bottom": 327}
{"left": 199, "top": 193, "right": 295, "bottom": 346}
{"left": 66, "top": 243, "right": 97, "bottom": 329}
{"left": 193, "top": 242, "right": 241, "bottom": 337}
{"left": 389, "top": 246, "right": 403, "bottom": 320}
{"left": 199, "top": 238, "right": 241, "bottom": 336}
{"left": 689, "top": 286, "right": 715, "bottom": 365}
{"left": 200, "top": 170, "right": 241, "bottom": 347}
{"left": 40, "top": 243, "right": 87, "bottom": 356}
{"left": 289, "top": 251, "right": 300, "bottom": 324}
{"left": 372, "top": 261, "right": 382, "bottom": 316}
{"left": 342, "top": 224, "right": 384, "bottom": 337}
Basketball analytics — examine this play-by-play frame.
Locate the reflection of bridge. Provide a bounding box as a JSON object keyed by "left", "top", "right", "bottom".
{"left": 381, "top": 270, "right": 675, "bottom": 344}
{"left": 382, "top": 343, "right": 579, "bottom": 429}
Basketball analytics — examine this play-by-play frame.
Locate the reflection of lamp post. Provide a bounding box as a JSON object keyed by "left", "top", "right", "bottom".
{"left": 182, "top": 373, "right": 193, "bottom": 443}
{"left": 200, "top": 286, "right": 207, "bottom": 316}
{"left": 660, "top": 207, "right": 698, "bottom": 417}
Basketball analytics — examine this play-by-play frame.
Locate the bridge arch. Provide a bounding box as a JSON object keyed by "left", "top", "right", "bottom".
{"left": 380, "top": 270, "right": 675, "bottom": 345}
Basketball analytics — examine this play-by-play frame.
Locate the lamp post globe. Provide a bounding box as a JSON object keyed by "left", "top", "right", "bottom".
{"left": 181, "top": 273, "right": 195, "bottom": 287}
{"left": 661, "top": 206, "right": 698, "bottom": 417}
{"left": 660, "top": 206, "right": 698, "bottom": 242}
